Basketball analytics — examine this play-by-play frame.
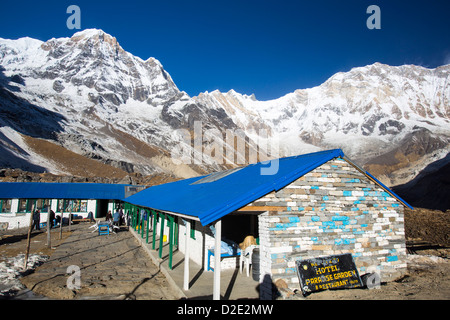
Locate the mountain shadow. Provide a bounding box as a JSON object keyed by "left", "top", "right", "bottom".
{"left": 0, "top": 130, "right": 47, "bottom": 172}
{"left": 0, "top": 66, "right": 67, "bottom": 140}
{"left": 0, "top": 66, "right": 67, "bottom": 172}
{"left": 392, "top": 153, "right": 450, "bottom": 211}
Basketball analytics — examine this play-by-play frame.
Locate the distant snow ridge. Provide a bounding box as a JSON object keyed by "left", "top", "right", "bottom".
{"left": 195, "top": 63, "right": 449, "bottom": 159}
{"left": 0, "top": 29, "right": 449, "bottom": 186}
{"left": 194, "top": 63, "right": 450, "bottom": 185}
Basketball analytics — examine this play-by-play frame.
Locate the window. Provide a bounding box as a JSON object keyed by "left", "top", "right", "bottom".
{"left": 17, "top": 199, "right": 51, "bottom": 213}
{"left": 79, "top": 200, "right": 87, "bottom": 212}
{"left": 58, "top": 200, "right": 69, "bottom": 212}
{"left": 36, "top": 199, "right": 51, "bottom": 212}
{"left": 0, "top": 199, "right": 12, "bottom": 213}
{"left": 58, "top": 199, "right": 88, "bottom": 212}
{"left": 18, "top": 199, "right": 33, "bottom": 213}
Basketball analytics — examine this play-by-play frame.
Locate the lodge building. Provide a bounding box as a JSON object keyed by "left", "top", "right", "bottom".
{"left": 0, "top": 182, "right": 144, "bottom": 229}
{"left": 0, "top": 149, "right": 413, "bottom": 299}
{"left": 125, "top": 149, "right": 412, "bottom": 299}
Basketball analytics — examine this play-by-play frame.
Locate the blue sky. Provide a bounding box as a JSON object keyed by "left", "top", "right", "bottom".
{"left": 0, "top": 0, "right": 449, "bottom": 100}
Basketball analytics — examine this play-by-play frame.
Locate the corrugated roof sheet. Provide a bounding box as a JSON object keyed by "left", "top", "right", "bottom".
{"left": 126, "top": 149, "right": 348, "bottom": 225}
{"left": 126, "top": 149, "right": 413, "bottom": 226}
{"left": 0, "top": 182, "right": 132, "bottom": 200}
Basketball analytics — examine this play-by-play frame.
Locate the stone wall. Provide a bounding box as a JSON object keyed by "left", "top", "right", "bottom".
{"left": 255, "top": 158, "right": 407, "bottom": 297}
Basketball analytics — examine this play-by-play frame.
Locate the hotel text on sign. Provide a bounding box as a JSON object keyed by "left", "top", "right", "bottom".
{"left": 296, "top": 253, "right": 363, "bottom": 295}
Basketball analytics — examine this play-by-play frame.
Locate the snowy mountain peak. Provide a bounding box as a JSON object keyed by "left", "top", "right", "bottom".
{"left": 195, "top": 63, "right": 450, "bottom": 186}
{"left": 0, "top": 30, "right": 240, "bottom": 179}
{"left": 40, "top": 28, "right": 124, "bottom": 59}
{"left": 0, "top": 31, "right": 449, "bottom": 188}
{"left": 69, "top": 28, "right": 122, "bottom": 51}
{"left": 72, "top": 28, "right": 108, "bottom": 38}
{"left": 0, "top": 36, "right": 43, "bottom": 50}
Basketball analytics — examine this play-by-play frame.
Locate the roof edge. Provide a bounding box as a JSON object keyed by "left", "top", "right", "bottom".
{"left": 364, "top": 171, "right": 414, "bottom": 210}
{"left": 342, "top": 156, "right": 414, "bottom": 210}
{"left": 200, "top": 149, "right": 346, "bottom": 225}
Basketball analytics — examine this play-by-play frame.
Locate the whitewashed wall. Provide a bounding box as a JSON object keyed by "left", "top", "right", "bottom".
{"left": 178, "top": 219, "right": 240, "bottom": 271}
{"left": 0, "top": 199, "right": 97, "bottom": 229}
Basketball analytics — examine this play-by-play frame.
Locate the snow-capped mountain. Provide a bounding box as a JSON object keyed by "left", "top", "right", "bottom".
{"left": 195, "top": 63, "right": 450, "bottom": 185}
{"left": 0, "top": 29, "right": 449, "bottom": 188}
{"left": 0, "top": 29, "right": 249, "bottom": 180}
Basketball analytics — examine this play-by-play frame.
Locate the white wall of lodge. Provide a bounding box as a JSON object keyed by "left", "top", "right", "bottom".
{"left": 0, "top": 199, "right": 102, "bottom": 230}
{"left": 178, "top": 219, "right": 240, "bottom": 271}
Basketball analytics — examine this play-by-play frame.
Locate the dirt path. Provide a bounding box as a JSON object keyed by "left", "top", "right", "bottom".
{"left": 0, "top": 223, "right": 181, "bottom": 300}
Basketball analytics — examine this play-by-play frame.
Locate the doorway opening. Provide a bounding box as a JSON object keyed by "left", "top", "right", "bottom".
{"left": 96, "top": 199, "right": 109, "bottom": 218}
{"left": 221, "top": 212, "right": 259, "bottom": 245}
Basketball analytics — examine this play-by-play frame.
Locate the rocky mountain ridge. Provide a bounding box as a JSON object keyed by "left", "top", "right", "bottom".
{"left": 195, "top": 63, "right": 450, "bottom": 186}
{"left": 0, "top": 29, "right": 449, "bottom": 199}
{"left": 0, "top": 29, "right": 246, "bottom": 180}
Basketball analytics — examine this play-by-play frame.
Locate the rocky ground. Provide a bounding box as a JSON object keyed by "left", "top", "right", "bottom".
{"left": 404, "top": 207, "right": 449, "bottom": 246}
{"left": 0, "top": 167, "right": 179, "bottom": 187}
{"left": 0, "top": 207, "right": 448, "bottom": 300}
{"left": 0, "top": 223, "right": 181, "bottom": 300}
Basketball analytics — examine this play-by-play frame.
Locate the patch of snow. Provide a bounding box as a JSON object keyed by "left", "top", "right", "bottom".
{"left": 0, "top": 254, "right": 48, "bottom": 297}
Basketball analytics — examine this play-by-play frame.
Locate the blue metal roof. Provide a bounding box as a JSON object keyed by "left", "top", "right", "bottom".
{"left": 125, "top": 149, "right": 345, "bottom": 225}
{"left": 0, "top": 182, "right": 132, "bottom": 200}
{"left": 126, "top": 149, "right": 413, "bottom": 226}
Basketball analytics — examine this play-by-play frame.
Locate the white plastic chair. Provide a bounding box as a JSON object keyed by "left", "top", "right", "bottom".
{"left": 89, "top": 221, "right": 100, "bottom": 233}
{"left": 90, "top": 220, "right": 119, "bottom": 234}
{"left": 239, "top": 245, "right": 258, "bottom": 277}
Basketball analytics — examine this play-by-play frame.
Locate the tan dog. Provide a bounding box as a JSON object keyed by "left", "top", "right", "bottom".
{"left": 239, "top": 235, "right": 257, "bottom": 251}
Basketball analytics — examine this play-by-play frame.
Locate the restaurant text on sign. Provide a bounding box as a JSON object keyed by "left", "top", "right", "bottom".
{"left": 296, "top": 253, "right": 363, "bottom": 295}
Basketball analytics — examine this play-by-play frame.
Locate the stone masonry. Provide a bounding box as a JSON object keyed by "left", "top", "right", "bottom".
{"left": 255, "top": 158, "right": 407, "bottom": 299}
